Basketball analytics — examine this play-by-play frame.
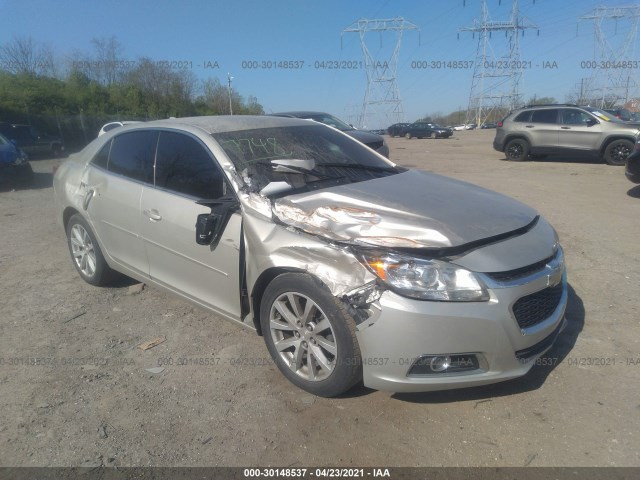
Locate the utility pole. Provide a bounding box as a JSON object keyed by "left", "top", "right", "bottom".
{"left": 460, "top": 0, "right": 537, "bottom": 126}
{"left": 342, "top": 17, "right": 419, "bottom": 129}
{"left": 227, "top": 73, "right": 234, "bottom": 115}
{"left": 579, "top": 5, "right": 640, "bottom": 108}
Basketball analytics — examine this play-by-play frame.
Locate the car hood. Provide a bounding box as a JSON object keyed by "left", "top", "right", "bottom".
{"left": 272, "top": 170, "right": 538, "bottom": 249}
{"left": 343, "top": 129, "right": 384, "bottom": 145}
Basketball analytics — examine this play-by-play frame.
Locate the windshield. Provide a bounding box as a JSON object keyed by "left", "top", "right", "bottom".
{"left": 0, "top": 133, "right": 9, "bottom": 145}
{"left": 212, "top": 124, "right": 399, "bottom": 196}
{"left": 583, "top": 107, "right": 624, "bottom": 123}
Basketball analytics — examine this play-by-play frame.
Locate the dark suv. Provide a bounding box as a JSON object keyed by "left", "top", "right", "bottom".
{"left": 494, "top": 104, "right": 638, "bottom": 165}
{"left": 0, "top": 123, "right": 64, "bottom": 158}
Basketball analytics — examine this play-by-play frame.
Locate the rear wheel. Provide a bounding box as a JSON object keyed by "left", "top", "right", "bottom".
{"left": 260, "top": 273, "right": 362, "bottom": 397}
{"left": 604, "top": 139, "right": 633, "bottom": 166}
{"left": 66, "top": 214, "right": 115, "bottom": 286}
{"left": 505, "top": 138, "right": 530, "bottom": 161}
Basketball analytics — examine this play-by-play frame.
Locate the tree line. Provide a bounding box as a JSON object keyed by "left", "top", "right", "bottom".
{"left": 0, "top": 36, "right": 264, "bottom": 147}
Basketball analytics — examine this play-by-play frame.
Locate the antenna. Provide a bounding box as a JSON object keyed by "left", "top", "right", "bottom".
{"left": 343, "top": 17, "right": 419, "bottom": 129}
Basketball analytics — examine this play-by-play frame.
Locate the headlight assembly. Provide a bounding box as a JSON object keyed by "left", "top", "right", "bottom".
{"left": 359, "top": 251, "right": 489, "bottom": 302}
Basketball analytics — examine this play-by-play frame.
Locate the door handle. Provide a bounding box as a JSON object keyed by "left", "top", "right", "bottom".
{"left": 143, "top": 209, "right": 162, "bottom": 221}
{"left": 561, "top": 126, "right": 571, "bottom": 129}
{"left": 525, "top": 125, "right": 535, "bottom": 128}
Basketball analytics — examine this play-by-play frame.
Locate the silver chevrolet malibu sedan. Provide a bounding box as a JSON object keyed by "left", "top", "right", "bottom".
{"left": 53, "top": 116, "right": 567, "bottom": 397}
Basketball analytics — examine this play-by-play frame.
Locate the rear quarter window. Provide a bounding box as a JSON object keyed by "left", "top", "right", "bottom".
{"left": 513, "top": 111, "right": 532, "bottom": 122}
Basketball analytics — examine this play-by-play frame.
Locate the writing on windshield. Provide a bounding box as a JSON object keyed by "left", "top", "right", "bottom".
{"left": 218, "top": 137, "right": 293, "bottom": 166}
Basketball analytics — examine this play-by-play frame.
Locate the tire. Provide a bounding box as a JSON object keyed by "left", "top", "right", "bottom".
{"left": 66, "top": 214, "right": 115, "bottom": 286}
{"left": 604, "top": 139, "right": 633, "bottom": 166}
{"left": 405, "top": 132, "right": 412, "bottom": 139}
{"left": 260, "top": 273, "right": 362, "bottom": 397}
{"left": 505, "top": 138, "right": 530, "bottom": 161}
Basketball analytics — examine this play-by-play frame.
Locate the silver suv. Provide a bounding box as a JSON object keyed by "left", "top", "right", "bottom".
{"left": 54, "top": 116, "right": 567, "bottom": 397}
{"left": 494, "top": 104, "right": 638, "bottom": 165}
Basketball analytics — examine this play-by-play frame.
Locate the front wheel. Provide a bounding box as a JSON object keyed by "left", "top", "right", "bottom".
{"left": 604, "top": 139, "right": 633, "bottom": 166}
{"left": 505, "top": 138, "right": 530, "bottom": 161}
{"left": 260, "top": 273, "right": 362, "bottom": 397}
{"left": 66, "top": 214, "right": 116, "bottom": 286}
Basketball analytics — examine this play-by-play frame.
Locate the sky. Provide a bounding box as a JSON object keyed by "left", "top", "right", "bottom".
{"left": 0, "top": 0, "right": 637, "bottom": 128}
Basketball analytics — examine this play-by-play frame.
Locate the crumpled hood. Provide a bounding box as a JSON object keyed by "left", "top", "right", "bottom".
{"left": 272, "top": 170, "right": 538, "bottom": 249}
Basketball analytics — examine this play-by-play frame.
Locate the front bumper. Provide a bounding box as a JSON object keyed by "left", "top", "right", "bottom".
{"left": 355, "top": 266, "right": 567, "bottom": 393}
{"left": 626, "top": 152, "right": 640, "bottom": 183}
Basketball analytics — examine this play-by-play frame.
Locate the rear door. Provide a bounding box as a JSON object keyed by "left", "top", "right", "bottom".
{"left": 83, "top": 130, "right": 157, "bottom": 277}
{"left": 140, "top": 130, "right": 242, "bottom": 320}
{"left": 528, "top": 109, "right": 560, "bottom": 150}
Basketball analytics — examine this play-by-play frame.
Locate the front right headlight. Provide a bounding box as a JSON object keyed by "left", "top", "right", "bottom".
{"left": 359, "top": 251, "right": 489, "bottom": 302}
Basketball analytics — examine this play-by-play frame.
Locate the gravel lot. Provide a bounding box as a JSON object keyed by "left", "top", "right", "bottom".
{"left": 1, "top": 129, "right": 639, "bottom": 468}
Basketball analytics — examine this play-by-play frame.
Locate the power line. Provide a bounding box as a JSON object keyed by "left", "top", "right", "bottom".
{"left": 460, "top": 0, "right": 538, "bottom": 125}
{"left": 342, "top": 17, "right": 419, "bottom": 129}
{"left": 578, "top": 4, "right": 640, "bottom": 108}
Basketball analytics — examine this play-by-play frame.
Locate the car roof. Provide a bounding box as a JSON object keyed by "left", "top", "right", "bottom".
{"left": 269, "top": 111, "right": 334, "bottom": 118}
{"left": 127, "top": 115, "right": 313, "bottom": 134}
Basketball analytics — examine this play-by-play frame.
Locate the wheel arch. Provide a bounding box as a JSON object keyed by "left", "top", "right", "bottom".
{"left": 63, "top": 206, "right": 81, "bottom": 230}
{"left": 600, "top": 135, "right": 636, "bottom": 156}
{"left": 250, "top": 266, "right": 309, "bottom": 335}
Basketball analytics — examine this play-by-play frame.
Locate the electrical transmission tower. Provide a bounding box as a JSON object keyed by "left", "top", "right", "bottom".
{"left": 343, "top": 18, "right": 419, "bottom": 129}
{"left": 461, "top": 0, "right": 537, "bottom": 126}
{"left": 579, "top": 5, "right": 640, "bottom": 108}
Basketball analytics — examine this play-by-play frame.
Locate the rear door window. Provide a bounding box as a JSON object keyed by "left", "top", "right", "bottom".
{"left": 531, "top": 109, "right": 559, "bottom": 124}
{"left": 107, "top": 130, "right": 157, "bottom": 183}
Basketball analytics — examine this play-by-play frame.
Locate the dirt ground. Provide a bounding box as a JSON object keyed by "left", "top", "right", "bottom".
{"left": 0, "top": 129, "right": 639, "bottom": 468}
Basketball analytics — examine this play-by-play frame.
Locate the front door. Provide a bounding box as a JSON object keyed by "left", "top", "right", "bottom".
{"left": 140, "top": 130, "right": 242, "bottom": 320}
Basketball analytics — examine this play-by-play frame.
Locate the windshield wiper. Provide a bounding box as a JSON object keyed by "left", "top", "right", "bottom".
{"left": 318, "top": 162, "right": 399, "bottom": 173}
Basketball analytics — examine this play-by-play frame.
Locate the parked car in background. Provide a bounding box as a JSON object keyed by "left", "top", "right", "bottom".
{"left": 0, "top": 122, "right": 64, "bottom": 158}
{"left": 98, "top": 121, "right": 143, "bottom": 137}
{"left": 270, "top": 111, "right": 389, "bottom": 157}
{"left": 387, "top": 123, "right": 411, "bottom": 137}
{"left": 465, "top": 123, "right": 478, "bottom": 130}
{"left": 625, "top": 139, "right": 640, "bottom": 183}
{"left": 494, "top": 104, "right": 639, "bottom": 165}
{"left": 603, "top": 108, "right": 632, "bottom": 122}
{"left": 0, "top": 132, "right": 32, "bottom": 188}
{"left": 53, "top": 115, "right": 567, "bottom": 397}
{"left": 452, "top": 125, "right": 466, "bottom": 131}
{"left": 481, "top": 123, "right": 498, "bottom": 129}
{"left": 403, "top": 122, "right": 453, "bottom": 139}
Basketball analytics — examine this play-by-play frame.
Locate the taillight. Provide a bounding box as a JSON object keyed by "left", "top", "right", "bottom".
{"left": 497, "top": 121, "right": 503, "bottom": 127}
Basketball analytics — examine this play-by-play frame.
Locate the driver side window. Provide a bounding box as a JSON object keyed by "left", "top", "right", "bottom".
{"left": 561, "top": 109, "right": 592, "bottom": 125}
{"left": 155, "top": 131, "right": 226, "bottom": 199}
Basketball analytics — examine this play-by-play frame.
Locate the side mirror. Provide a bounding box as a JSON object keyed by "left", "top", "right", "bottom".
{"left": 194, "top": 196, "right": 239, "bottom": 247}
{"left": 196, "top": 214, "right": 218, "bottom": 245}
{"left": 586, "top": 118, "right": 597, "bottom": 127}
